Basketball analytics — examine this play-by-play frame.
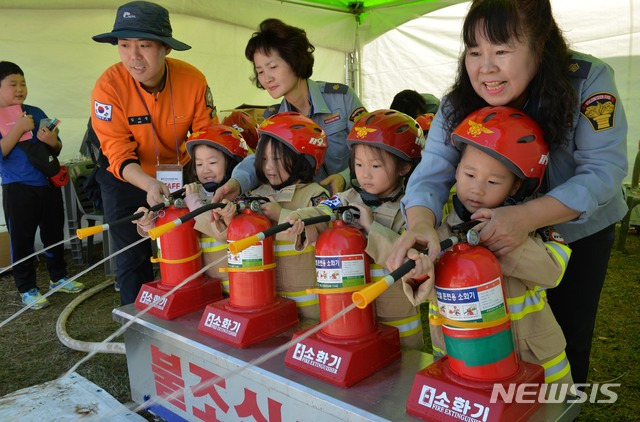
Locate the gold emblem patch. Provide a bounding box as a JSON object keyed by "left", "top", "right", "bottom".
{"left": 355, "top": 127, "right": 377, "bottom": 138}
{"left": 259, "top": 119, "right": 275, "bottom": 128}
{"left": 467, "top": 120, "right": 494, "bottom": 137}
{"left": 581, "top": 92, "right": 616, "bottom": 131}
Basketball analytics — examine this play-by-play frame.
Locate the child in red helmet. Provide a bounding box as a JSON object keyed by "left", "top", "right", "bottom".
{"left": 222, "top": 111, "right": 259, "bottom": 150}
{"left": 214, "top": 112, "right": 330, "bottom": 320}
{"left": 409, "top": 106, "right": 574, "bottom": 386}
{"left": 134, "top": 125, "right": 248, "bottom": 293}
{"left": 286, "top": 109, "right": 426, "bottom": 350}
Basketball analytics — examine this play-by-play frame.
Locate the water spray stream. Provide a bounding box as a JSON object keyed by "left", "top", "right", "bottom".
{"left": 0, "top": 237, "right": 147, "bottom": 330}
{"left": 0, "top": 236, "right": 77, "bottom": 275}
{"left": 131, "top": 301, "right": 360, "bottom": 416}
{"left": 61, "top": 254, "right": 225, "bottom": 380}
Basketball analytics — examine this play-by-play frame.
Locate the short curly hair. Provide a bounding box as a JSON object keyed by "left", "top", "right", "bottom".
{"left": 245, "top": 19, "right": 315, "bottom": 89}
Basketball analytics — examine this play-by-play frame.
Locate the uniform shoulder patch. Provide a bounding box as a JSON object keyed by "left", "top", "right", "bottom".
{"left": 566, "top": 59, "right": 591, "bottom": 79}
{"left": 321, "top": 82, "right": 349, "bottom": 94}
{"left": 311, "top": 192, "right": 330, "bottom": 206}
{"left": 537, "top": 226, "right": 566, "bottom": 244}
{"left": 580, "top": 92, "right": 616, "bottom": 131}
{"left": 263, "top": 104, "right": 281, "bottom": 118}
{"left": 349, "top": 106, "right": 367, "bottom": 122}
{"left": 205, "top": 86, "right": 217, "bottom": 118}
{"left": 94, "top": 100, "right": 112, "bottom": 122}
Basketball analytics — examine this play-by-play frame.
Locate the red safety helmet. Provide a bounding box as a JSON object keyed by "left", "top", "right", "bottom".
{"left": 346, "top": 109, "right": 424, "bottom": 163}
{"left": 451, "top": 106, "right": 549, "bottom": 198}
{"left": 222, "top": 111, "right": 259, "bottom": 149}
{"left": 257, "top": 112, "right": 327, "bottom": 175}
{"left": 416, "top": 113, "right": 435, "bottom": 132}
{"left": 185, "top": 125, "right": 249, "bottom": 164}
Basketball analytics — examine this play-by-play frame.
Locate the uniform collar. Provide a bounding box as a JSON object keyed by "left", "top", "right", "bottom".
{"left": 280, "top": 79, "right": 331, "bottom": 116}
{"left": 307, "top": 79, "right": 330, "bottom": 115}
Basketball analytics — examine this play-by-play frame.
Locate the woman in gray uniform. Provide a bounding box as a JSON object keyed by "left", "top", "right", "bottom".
{"left": 213, "top": 18, "right": 366, "bottom": 201}
{"left": 387, "top": 0, "right": 628, "bottom": 385}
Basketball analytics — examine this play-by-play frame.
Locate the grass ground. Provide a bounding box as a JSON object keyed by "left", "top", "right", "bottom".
{"left": 0, "top": 228, "right": 638, "bottom": 421}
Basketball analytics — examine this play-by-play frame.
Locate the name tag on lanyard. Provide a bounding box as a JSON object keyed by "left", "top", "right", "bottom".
{"left": 156, "top": 163, "right": 183, "bottom": 193}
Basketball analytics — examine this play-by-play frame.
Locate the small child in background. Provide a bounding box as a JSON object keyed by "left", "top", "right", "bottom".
{"left": 406, "top": 106, "right": 574, "bottom": 385}
{"left": 222, "top": 111, "right": 259, "bottom": 151}
{"left": 213, "top": 112, "right": 329, "bottom": 320}
{"left": 287, "top": 110, "right": 426, "bottom": 350}
{"left": 134, "top": 125, "right": 248, "bottom": 293}
{"left": 0, "top": 61, "right": 84, "bottom": 310}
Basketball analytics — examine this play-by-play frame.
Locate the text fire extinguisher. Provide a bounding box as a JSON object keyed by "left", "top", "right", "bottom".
{"left": 226, "top": 206, "right": 277, "bottom": 309}
{"left": 151, "top": 205, "right": 205, "bottom": 288}
{"left": 312, "top": 217, "right": 377, "bottom": 339}
{"left": 435, "top": 243, "right": 519, "bottom": 382}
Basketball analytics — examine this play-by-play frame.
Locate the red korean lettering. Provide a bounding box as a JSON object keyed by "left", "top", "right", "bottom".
{"left": 234, "top": 388, "right": 283, "bottom": 422}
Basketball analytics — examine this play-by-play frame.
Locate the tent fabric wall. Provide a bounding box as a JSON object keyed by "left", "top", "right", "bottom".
{"left": 0, "top": 0, "right": 637, "bottom": 174}
{"left": 362, "top": 0, "right": 640, "bottom": 179}
{"left": 0, "top": 7, "right": 348, "bottom": 163}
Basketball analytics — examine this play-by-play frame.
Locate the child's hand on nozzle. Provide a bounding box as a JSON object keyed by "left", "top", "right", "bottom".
{"left": 400, "top": 247, "right": 435, "bottom": 307}
{"left": 284, "top": 212, "right": 305, "bottom": 236}
{"left": 260, "top": 200, "right": 282, "bottom": 222}
{"left": 211, "top": 199, "right": 236, "bottom": 226}
{"left": 350, "top": 203, "right": 374, "bottom": 233}
{"left": 132, "top": 207, "right": 155, "bottom": 233}
{"left": 184, "top": 182, "right": 203, "bottom": 211}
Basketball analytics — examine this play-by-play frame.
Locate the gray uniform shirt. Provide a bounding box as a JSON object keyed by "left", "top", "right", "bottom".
{"left": 231, "top": 79, "right": 365, "bottom": 192}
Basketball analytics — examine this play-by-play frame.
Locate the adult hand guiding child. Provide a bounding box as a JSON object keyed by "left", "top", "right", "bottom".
{"left": 387, "top": 0, "right": 628, "bottom": 385}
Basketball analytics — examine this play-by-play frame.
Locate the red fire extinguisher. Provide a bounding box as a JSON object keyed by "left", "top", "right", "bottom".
{"left": 435, "top": 243, "right": 519, "bottom": 382}
{"left": 152, "top": 205, "right": 205, "bottom": 288}
{"left": 313, "top": 218, "right": 376, "bottom": 339}
{"left": 226, "top": 207, "right": 276, "bottom": 309}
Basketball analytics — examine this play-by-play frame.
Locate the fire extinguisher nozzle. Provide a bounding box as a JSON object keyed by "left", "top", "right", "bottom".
{"left": 77, "top": 224, "right": 107, "bottom": 239}
{"left": 352, "top": 279, "right": 392, "bottom": 309}
{"left": 229, "top": 234, "right": 261, "bottom": 255}
{"left": 149, "top": 221, "right": 178, "bottom": 240}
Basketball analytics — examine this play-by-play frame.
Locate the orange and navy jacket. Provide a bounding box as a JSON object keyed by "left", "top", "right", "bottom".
{"left": 91, "top": 58, "right": 218, "bottom": 180}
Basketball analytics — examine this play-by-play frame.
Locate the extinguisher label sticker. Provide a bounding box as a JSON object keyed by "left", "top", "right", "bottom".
{"left": 436, "top": 276, "right": 506, "bottom": 323}
{"left": 316, "top": 254, "right": 365, "bottom": 288}
{"left": 228, "top": 242, "right": 264, "bottom": 267}
{"left": 291, "top": 343, "right": 343, "bottom": 373}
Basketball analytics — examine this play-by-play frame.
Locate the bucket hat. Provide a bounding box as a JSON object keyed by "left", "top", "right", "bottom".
{"left": 92, "top": 1, "right": 191, "bottom": 51}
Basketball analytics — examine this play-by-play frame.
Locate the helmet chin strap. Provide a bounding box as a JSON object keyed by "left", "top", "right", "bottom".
{"left": 270, "top": 174, "right": 299, "bottom": 191}
{"left": 353, "top": 183, "right": 404, "bottom": 207}
{"left": 453, "top": 194, "right": 520, "bottom": 223}
{"left": 200, "top": 174, "right": 233, "bottom": 195}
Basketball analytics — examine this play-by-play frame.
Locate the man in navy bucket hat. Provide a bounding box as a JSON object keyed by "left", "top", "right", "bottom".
{"left": 92, "top": 1, "right": 191, "bottom": 51}
{"left": 91, "top": 1, "right": 218, "bottom": 305}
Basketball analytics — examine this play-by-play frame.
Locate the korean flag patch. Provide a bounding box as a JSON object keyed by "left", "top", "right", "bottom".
{"left": 94, "top": 100, "right": 112, "bottom": 122}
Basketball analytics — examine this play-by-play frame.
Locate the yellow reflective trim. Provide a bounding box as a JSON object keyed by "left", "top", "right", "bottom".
{"left": 274, "top": 240, "right": 315, "bottom": 256}
{"left": 381, "top": 313, "right": 420, "bottom": 327}
{"left": 507, "top": 288, "right": 548, "bottom": 321}
{"left": 542, "top": 351, "right": 572, "bottom": 383}
{"left": 544, "top": 242, "right": 571, "bottom": 286}
{"left": 380, "top": 315, "right": 421, "bottom": 336}
{"left": 542, "top": 350, "right": 567, "bottom": 369}
{"left": 277, "top": 291, "right": 318, "bottom": 307}
{"left": 432, "top": 345, "right": 446, "bottom": 357}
